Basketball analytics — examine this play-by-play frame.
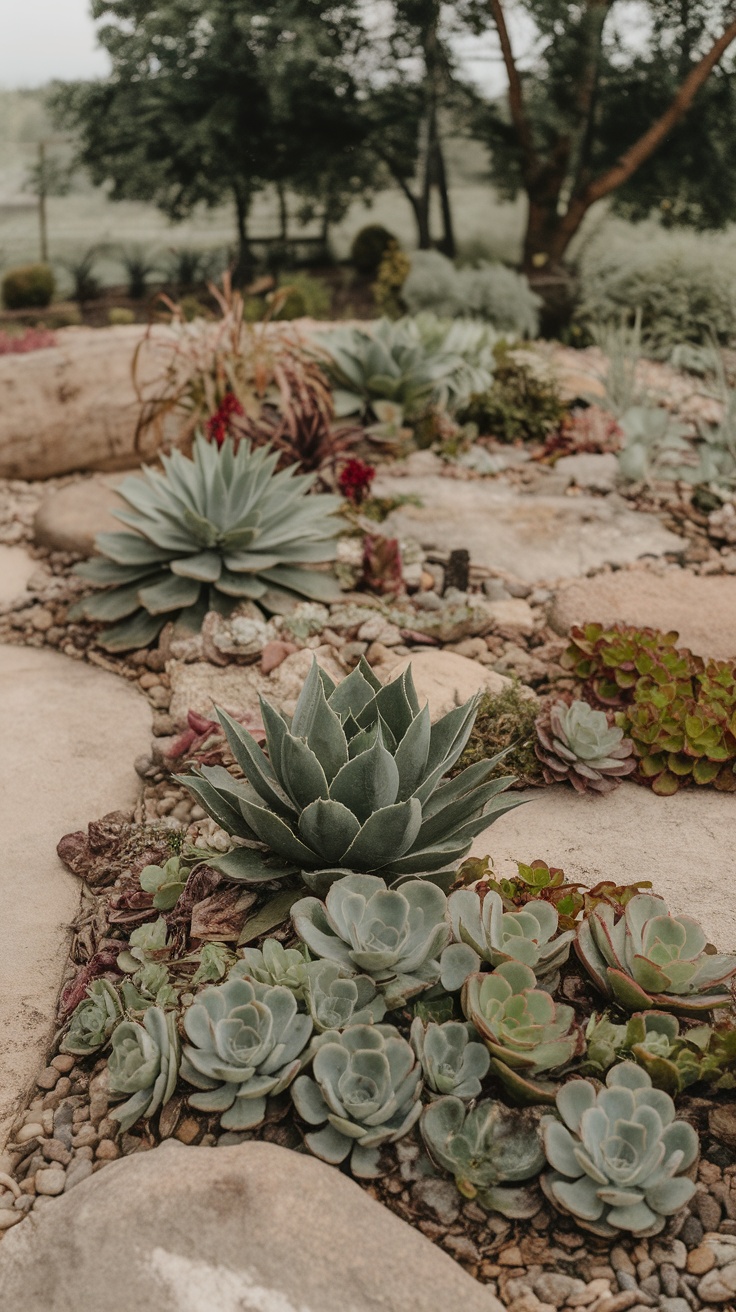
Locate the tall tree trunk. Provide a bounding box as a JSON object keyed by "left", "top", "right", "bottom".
{"left": 276, "top": 182, "right": 289, "bottom": 243}
{"left": 434, "top": 136, "right": 456, "bottom": 258}
{"left": 231, "top": 185, "right": 252, "bottom": 286}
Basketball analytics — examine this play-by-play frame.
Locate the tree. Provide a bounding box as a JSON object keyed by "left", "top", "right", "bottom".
{"left": 475, "top": 1, "right": 736, "bottom": 274}
{"left": 50, "top": 0, "right": 370, "bottom": 279}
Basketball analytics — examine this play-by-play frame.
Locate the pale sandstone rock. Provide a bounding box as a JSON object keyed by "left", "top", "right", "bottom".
{"left": 0, "top": 1140, "right": 503, "bottom": 1312}
{"left": 33, "top": 477, "right": 125, "bottom": 556}
{"left": 385, "top": 649, "right": 517, "bottom": 720}
{"left": 0, "top": 546, "right": 35, "bottom": 604}
{"left": 167, "top": 645, "right": 345, "bottom": 724}
{"left": 0, "top": 646, "right": 150, "bottom": 1151}
{"left": 549, "top": 570, "right": 736, "bottom": 659}
{"left": 471, "top": 781, "right": 736, "bottom": 952}
{"left": 483, "top": 598, "right": 536, "bottom": 636}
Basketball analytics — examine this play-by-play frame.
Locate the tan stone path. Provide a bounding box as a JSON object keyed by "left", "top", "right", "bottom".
{"left": 0, "top": 645, "right": 150, "bottom": 1151}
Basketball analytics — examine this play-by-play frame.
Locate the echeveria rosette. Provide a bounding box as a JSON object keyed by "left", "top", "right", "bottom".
{"left": 410, "top": 1018, "right": 490, "bottom": 1099}
{"left": 442, "top": 888, "right": 575, "bottom": 993}
{"left": 180, "top": 977, "right": 312, "bottom": 1129}
{"left": 292, "top": 873, "right": 451, "bottom": 1009}
{"left": 461, "top": 962, "right": 584, "bottom": 1104}
{"left": 421, "top": 1096, "right": 545, "bottom": 1217}
{"left": 291, "top": 1023, "right": 423, "bottom": 1177}
{"left": 230, "top": 939, "right": 310, "bottom": 999}
{"left": 71, "top": 435, "right": 342, "bottom": 652}
{"left": 536, "top": 699, "right": 636, "bottom": 795}
{"left": 575, "top": 892, "right": 736, "bottom": 1015}
{"left": 303, "top": 961, "right": 387, "bottom": 1032}
{"left": 541, "top": 1063, "right": 698, "bottom": 1237}
{"left": 61, "top": 979, "right": 123, "bottom": 1057}
{"left": 107, "top": 1006, "right": 180, "bottom": 1133}
{"left": 180, "top": 656, "right": 524, "bottom": 888}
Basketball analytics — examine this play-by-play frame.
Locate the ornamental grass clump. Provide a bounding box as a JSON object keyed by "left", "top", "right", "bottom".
{"left": 180, "top": 977, "right": 313, "bottom": 1129}
{"left": 535, "top": 699, "right": 636, "bottom": 794}
{"left": 291, "top": 1023, "right": 423, "bottom": 1177}
{"left": 182, "top": 657, "right": 522, "bottom": 887}
{"left": 71, "top": 435, "right": 341, "bottom": 651}
{"left": 421, "top": 1096, "right": 545, "bottom": 1216}
{"left": 576, "top": 893, "right": 736, "bottom": 1015}
{"left": 108, "top": 1006, "right": 180, "bottom": 1133}
{"left": 541, "top": 1063, "right": 698, "bottom": 1237}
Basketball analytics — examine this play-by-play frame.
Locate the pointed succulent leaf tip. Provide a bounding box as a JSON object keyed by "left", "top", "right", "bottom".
{"left": 421, "top": 1096, "right": 544, "bottom": 1213}
{"left": 180, "top": 976, "right": 312, "bottom": 1130}
{"left": 575, "top": 893, "right": 736, "bottom": 1014}
{"left": 448, "top": 887, "right": 574, "bottom": 984}
{"left": 72, "top": 436, "right": 341, "bottom": 651}
{"left": 183, "top": 657, "right": 520, "bottom": 883}
{"left": 292, "top": 1023, "right": 423, "bottom": 1177}
{"left": 541, "top": 1063, "right": 698, "bottom": 1237}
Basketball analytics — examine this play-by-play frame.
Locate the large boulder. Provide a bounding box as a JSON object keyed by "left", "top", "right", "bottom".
{"left": 549, "top": 570, "right": 736, "bottom": 659}
{"left": 33, "top": 476, "right": 126, "bottom": 555}
{"left": 0, "top": 324, "right": 175, "bottom": 480}
{"left": 0, "top": 1140, "right": 502, "bottom": 1312}
{"left": 385, "top": 649, "right": 515, "bottom": 719}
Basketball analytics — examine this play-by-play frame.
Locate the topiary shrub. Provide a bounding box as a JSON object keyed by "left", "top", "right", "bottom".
{"left": 350, "top": 224, "right": 398, "bottom": 277}
{"left": 2, "top": 263, "right": 55, "bottom": 310}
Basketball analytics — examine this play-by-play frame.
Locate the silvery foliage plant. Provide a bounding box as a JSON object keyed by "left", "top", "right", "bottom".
{"left": 292, "top": 872, "right": 453, "bottom": 1009}
{"left": 180, "top": 977, "right": 313, "bottom": 1130}
{"left": 410, "top": 1018, "right": 490, "bottom": 1100}
{"left": 303, "top": 961, "right": 387, "bottom": 1033}
{"left": 108, "top": 1006, "right": 180, "bottom": 1133}
{"left": 541, "top": 1063, "right": 698, "bottom": 1236}
{"left": 231, "top": 939, "right": 310, "bottom": 999}
{"left": 291, "top": 1024, "right": 423, "bottom": 1177}
{"left": 181, "top": 657, "right": 523, "bottom": 888}
{"left": 442, "top": 888, "right": 575, "bottom": 992}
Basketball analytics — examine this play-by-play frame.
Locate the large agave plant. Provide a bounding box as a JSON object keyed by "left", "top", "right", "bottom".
{"left": 181, "top": 657, "right": 523, "bottom": 888}
{"left": 71, "top": 435, "right": 342, "bottom": 651}
{"left": 421, "top": 1096, "right": 544, "bottom": 1217}
{"left": 576, "top": 893, "right": 736, "bottom": 1015}
{"left": 541, "top": 1063, "right": 698, "bottom": 1237}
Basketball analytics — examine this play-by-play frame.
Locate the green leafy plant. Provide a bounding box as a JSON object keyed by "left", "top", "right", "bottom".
{"left": 350, "top": 224, "right": 397, "bottom": 276}
{"left": 182, "top": 657, "right": 522, "bottom": 888}
{"left": 575, "top": 892, "right": 736, "bottom": 1015}
{"left": 583, "top": 1010, "right": 736, "bottom": 1096}
{"left": 180, "top": 976, "right": 313, "bottom": 1129}
{"left": 139, "top": 856, "right": 188, "bottom": 910}
{"left": 535, "top": 699, "right": 636, "bottom": 794}
{"left": 617, "top": 406, "right": 692, "bottom": 484}
{"left": 462, "top": 962, "right": 583, "bottom": 1104}
{"left": 541, "top": 1063, "right": 698, "bottom": 1237}
{"left": 445, "top": 889, "right": 575, "bottom": 990}
{"left": 421, "top": 1096, "right": 544, "bottom": 1216}
{"left": 61, "top": 979, "right": 123, "bottom": 1056}
{"left": 120, "top": 961, "right": 178, "bottom": 1012}
{"left": 372, "top": 240, "right": 411, "bottom": 318}
{"left": 450, "top": 685, "right": 544, "bottom": 787}
{"left": 119, "top": 244, "right": 160, "bottom": 299}
{"left": 108, "top": 1007, "right": 180, "bottom": 1133}
{"left": 272, "top": 272, "right": 331, "bottom": 321}
{"left": 291, "top": 1023, "right": 422, "bottom": 1177}
{"left": 303, "top": 961, "right": 387, "bottom": 1032}
{"left": 116, "top": 916, "right": 170, "bottom": 974}
{"left": 458, "top": 343, "right": 565, "bottom": 443}
{"left": 292, "top": 873, "right": 452, "bottom": 1009}
{"left": 71, "top": 435, "right": 341, "bottom": 651}
{"left": 231, "top": 939, "right": 310, "bottom": 998}
{"left": 1, "top": 262, "right": 55, "bottom": 310}
{"left": 410, "top": 1018, "right": 490, "bottom": 1100}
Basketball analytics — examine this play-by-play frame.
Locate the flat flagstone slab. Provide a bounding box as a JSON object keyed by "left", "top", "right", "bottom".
{"left": 549, "top": 569, "right": 736, "bottom": 659}
{"left": 472, "top": 781, "right": 736, "bottom": 951}
{"left": 0, "top": 1140, "right": 503, "bottom": 1312}
{"left": 0, "top": 646, "right": 150, "bottom": 1151}
{"left": 0, "top": 546, "right": 35, "bottom": 604}
{"left": 373, "top": 472, "right": 684, "bottom": 583}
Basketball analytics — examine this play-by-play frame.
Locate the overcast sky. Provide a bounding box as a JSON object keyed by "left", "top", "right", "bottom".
{"left": 0, "top": 0, "right": 110, "bottom": 88}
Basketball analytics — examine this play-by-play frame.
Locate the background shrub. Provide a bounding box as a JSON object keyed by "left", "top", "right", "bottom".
{"left": 402, "top": 251, "right": 541, "bottom": 338}
{"left": 2, "top": 263, "right": 55, "bottom": 310}
{"left": 350, "top": 224, "right": 398, "bottom": 276}
{"left": 272, "top": 272, "right": 331, "bottom": 320}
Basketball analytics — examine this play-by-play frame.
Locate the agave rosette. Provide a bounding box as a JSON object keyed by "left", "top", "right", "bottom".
{"left": 71, "top": 435, "right": 342, "bottom": 651}
{"left": 181, "top": 657, "right": 523, "bottom": 887}
{"left": 576, "top": 893, "right": 736, "bottom": 1015}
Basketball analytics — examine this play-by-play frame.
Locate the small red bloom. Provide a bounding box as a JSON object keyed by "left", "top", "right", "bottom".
{"left": 339, "top": 457, "right": 376, "bottom": 505}
{"left": 206, "top": 391, "right": 244, "bottom": 446}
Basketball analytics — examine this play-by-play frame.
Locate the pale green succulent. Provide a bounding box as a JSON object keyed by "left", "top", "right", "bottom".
{"left": 231, "top": 939, "right": 310, "bottom": 999}
{"left": 61, "top": 979, "right": 123, "bottom": 1056}
{"left": 575, "top": 892, "right": 736, "bottom": 1015}
{"left": 583, "top": 1010, "right": 723, "bottom": 1096}
{"left": 462, "top": 962, "right": 583, "bottom": 1103}
{"left": 139, "top": 856, "right": 188, "bottom": 911}
{"left": 116, "top": 916, "right": 170, "bottom": 974}
{"left": 120, "top": 962, "right": 179, "bottom": 1012}
{"left": 410, "top": 1018, "right": 490, "bottom": 1100}
{"left": 292, "top": 873, "right": 451, "bottom": 1008}
{"left": 71, "top": 435, "right": 341, "bottom": 651}
{"left": 303, "top": 961, "right": 387, "bottom": 1032}
{"left": 421, "top": 1096, "right": 545, "bottom": 1217}
{"left": 443, "top": 888, "right": 574, "bottom": 992}
{"left": 182, "top": 657, "right": 522, "bottom": 888}
{"left": 291, "top": 1023, "right": 423, "bottom": 1177}
{"left": 536, "top": 700, "right": 636, "bottom": 795}
{"left": 108, "top": 1007, "right": 180, "bottom": 1133}
{"left": 180, "top": 977, "right": 312, "bottom": 1129}
{"left": 541, "top": 1063, "right": 698, "bottom": 1237}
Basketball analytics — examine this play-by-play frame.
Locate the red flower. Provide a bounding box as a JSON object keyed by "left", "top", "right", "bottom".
{"left": 206, "top": 391, "right": 244, "bottom": 446}
{"left": 339, "top": 457, "right": 375, "bottom": 505}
